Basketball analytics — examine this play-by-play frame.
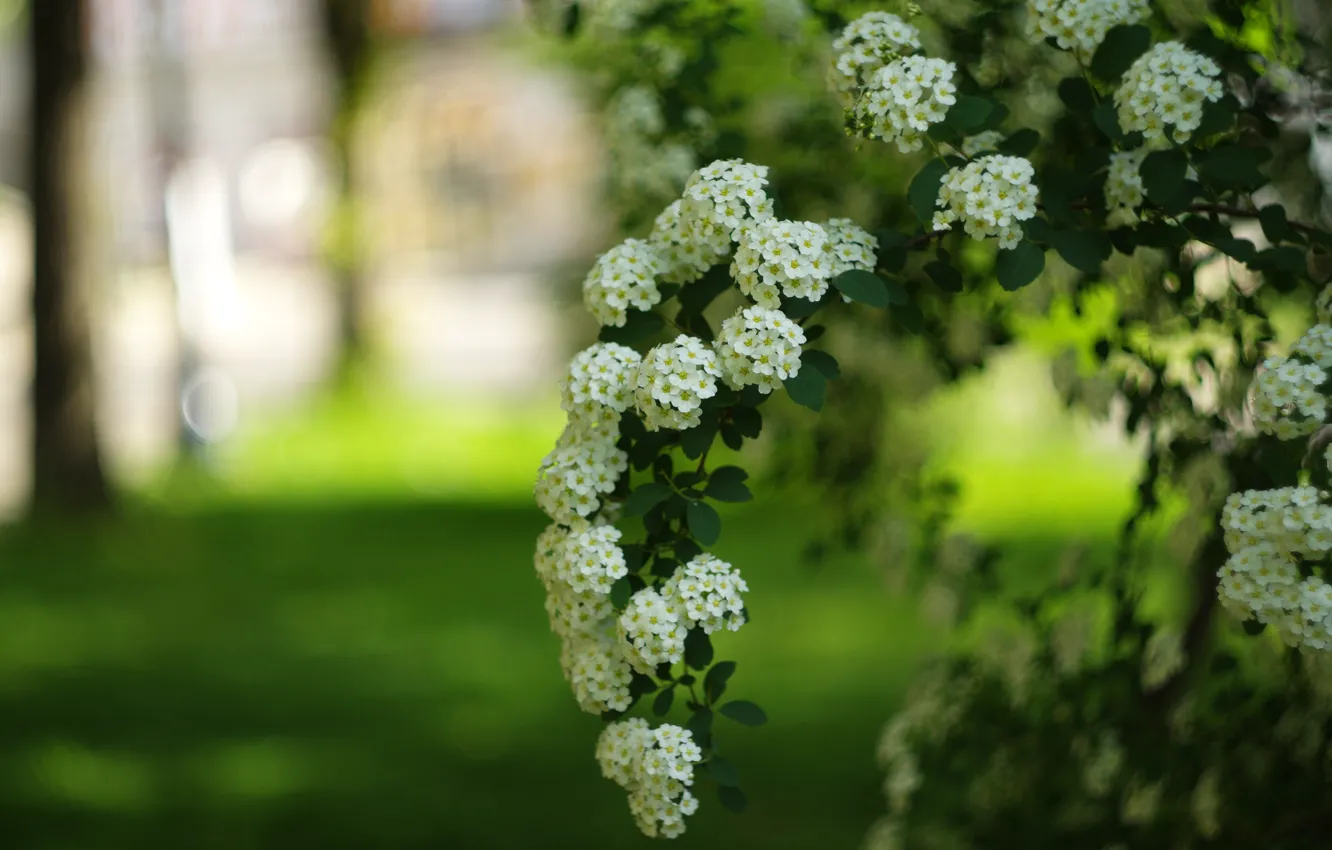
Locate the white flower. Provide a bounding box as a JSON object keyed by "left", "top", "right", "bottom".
{"left": 634, "top": 335, "right": 723, "bottom": 431}
{"left": 649, "top": 199, "right": 726, "bottom": 285}
{"left": 822, "top": 217, "right": 879, "bottom": 278}
{"left": 960, "top": 130, "right": 1005, "bottom": 157}
{"left": 663, "top": 553, "right": 749, "bottom": 634}
{"left": 618, "top": 586, "right": 689, "bottom": 670}
{"left": 851, "top": 55, "right": 958, "bottom": 152}
{"left": 829, "top": 11, "right": 923, "bottom": 101}
{"left": 596, "top": 719, "right": 704, "bottom": 837}
{"left": 1249, "top": 326, "right": 1332, "bottom": 440}
{"left": 1141, "top": 627, "right": 1186, "bottom": 692}
{"left": 714, "top": 305, "right": 806, "bottom": 394}
{"left": 1104, "top": 149, "right": 1147, "bottom": 215}
{"left": 534, "top": 424, "right": 628, "bottom": 523}
{"left": 934, "top": 155, "right": 1039, "bottom": 249}
{"left": 559, "top": 629, "right": 636, "bottom": 713}
{"left": 1026, "top": 0, "right": 1151, "bottom": 61}
{"left": 537, "top": 519, "right": 629, "bottom": 596}
{"left": 680, "top": 158, "right": 775, "bottom": 244}
{"left": 1114, "top": 42, "right": 1224, "bottom": 148}
{"left": 584, "top": 238, "right": 664, "bottom": 327}
{"left": 560, "top": 343, "right": 643, "bottom": 433}
{"left": 732, "top": 218, "right": 834, "bottom": 307}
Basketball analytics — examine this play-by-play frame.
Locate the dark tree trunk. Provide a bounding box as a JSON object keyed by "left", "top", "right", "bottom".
{"left": 29, "top": 0, "right": 110, "bottom": 515}
{"left": 319, "top": 0, "right": 373, "bottom": 381}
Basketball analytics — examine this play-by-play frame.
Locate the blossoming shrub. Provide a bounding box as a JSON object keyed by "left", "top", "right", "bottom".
{"left": 531, "top": 0, "right": 1332, "bottom": 841}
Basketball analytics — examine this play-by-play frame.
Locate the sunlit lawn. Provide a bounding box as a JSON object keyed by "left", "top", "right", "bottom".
{"left": 0, "top": 354, "right": 1149, "bottom": 849}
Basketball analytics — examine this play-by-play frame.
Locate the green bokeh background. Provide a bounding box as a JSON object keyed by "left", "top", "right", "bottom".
{"left": 0, "top": 353, "right": 1143, "bottom": 849}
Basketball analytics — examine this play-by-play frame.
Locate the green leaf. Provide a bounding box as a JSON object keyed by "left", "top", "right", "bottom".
{"left": 893, "top": 303, "right": 923, "bottom": 335}
{"left": 1197, "top": 144, "right": 1268, "bottom": 191}
{"left": 717, "top": 785, "right": 748, "bottom": 813}
{"left": 1091, "top": 101, "right": 1124, "bottom": 142}
{"left": 704, "top": 661, "right": 737, "bottom": 702}
{"left": 679, "top": 411, "right": 719, "bottom": 459}
{"left": 1258, "top": 205, "right": 1289, "bottom": 243}
{"left": 678, "top": 265, "right": 732, "bottom": 316}
{"left": 674, "top": 537, "right": 702, "bottom": 562}
{"left": 684, "top": 628, "right": 715, "bottom": 670}
{"left": 778, "top": 292, "right": 825, "bottom": 319}
{"left": 1139, "top": 148, "right": 1189, "bottom": 205}
{"left": 801, "top": 350, "right": 841, "bottom": 380}
{"left": 1022, "top": 216, "right": 1053, "bottom": 245}
{"left": 706, "top": 465, "right": 750, "bottom": 497}
{"left": 1057, "top": 77, "right": 1095, "bottom": 114}
{"left": 831, "top": 269, "right": 890, "bottom": 307}
{"left": 719, "top": 700, "right": 768, "bottom": 726}
{"left": 598, "top": 310, "right": 664, "bottom": 345}
{"left": 686, "top": 706, "right": 713, "bottom": 745}
{"left": 650, "top": 556, "right": 681, "bottom": 579}
{"left": 1051, "top": 229, "right": 1112, "bottom": 274}
{"left": 622, "top": 544, "right": 645, "bottom": 574}
{"left": 708, "top": 755, "right": 741, "bottom": 787}
{"left": 705, "top": 474, "right": 752, "bottom": 503}
{"left": 687, "top": 500, "right": 721, "bottom": 546}
{"left": 881, "top": 275, "right": 909, "bottom": 305}
{"left": 943, "top": 95, "right": 994, "bottom": 133}
{"left": 783, "top": 359, "right": 827, "bottom": 411}
{"left": 610, "top": 577, "right": 632, "bottom": 610}
{"left": 999, "top": 128, "right": 1040, "bottom": 156}
{"left": 995, "top": 241, "right": 1046, "bottom": 291}
{"left": 652, "top": 687, "right": 675, "bottom": 717}
{"left": 1090, "top": 24, "right": 1151, "bottom": 81}
{"left": 731, "top": 406, "right": 762, "bottom": 438}
{"left": 1250, "top": 246, "right": 1306, "bottom": 273}
{"left": 909, "top": 160, "right": 950, "bottom": 224}
{"left": 924, "top": 260, "right": 963, "bottom": 292}
{"left": 623, "top": 482, "right": 671, "bottom": 517}
{"left": 1194, "top": 93, "right": 1238, "bottom": 139}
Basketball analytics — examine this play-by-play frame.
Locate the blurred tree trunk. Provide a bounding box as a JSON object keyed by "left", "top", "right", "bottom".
{"left": 319, "top": 0, "right": 374, "bottom": 382}
{"left": 29, "top": 0, "right": 110, "bottom": 515}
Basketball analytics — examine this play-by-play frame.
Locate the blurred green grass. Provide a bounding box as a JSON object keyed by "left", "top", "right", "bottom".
{"left": 0, "top": 353, "right": 1151, "bottom": 849}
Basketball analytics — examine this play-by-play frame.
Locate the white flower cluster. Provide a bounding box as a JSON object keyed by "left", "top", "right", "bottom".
{"left": 605, "top": 87, "right": 698, "bottom": 210}
{"left": 649, "top": 200, "right": 726, "bottom": 285}
{"left": 534, "top": 522, "right": 635, "bottom": 713}
{"left": 960, "top": 130, "right": 1005, "bottom": 157}
{"left": 1219, "top": 487, "right": 1332, "bottom": 651}
{"left": 618, "top": 554, "right": 749, "bottom": 670}
{"left": 663, "top": 553, "right": 749, "bottom": 634}
{"left": 534, "top": 425, "right": 628, "bottom": 524}
{"left": 876, "top": 668, "right": 977, "bottom": 815}
{"left": 681, "top": 159, "right": 775, "bottom": 243}
{"left": 618, "top": 587, "right": 688, "bottom": 670}
{"left": 1026, "top": 0, "right": 1150, "bottom": 61}
{"left": 829, "top": 11, "right": 922, "bottom": 100}
{"left": 597, "top": 719, "right": 704, "bottom": 838}
{"left": 1141, "top": 627, "right": 1187, "bottom": 692}
{"left": 1105, "top": 149, "right": 1147, "bottom": 215}
{"left": 732, "top": 218, "right": 833, "bottom": 307}
{"left": 633, "top": 335, "right": 723, "bottom": 431}
{"left": 1114, "top": 41, "right": 1225, "bottom": 148}
{"left": 714, "top": 305, "right": 806, "bottom": 394}
{"left": 853, "top": 55, "right": 958, "bottom": 153}
{"left": 1251, "top": 324, "right": 1332, "bottom": 439}
{"left": 560, "top": 630, "right": 636, "bottom": 713}
{"left": 822, "top": 217, "right": 879, "bottom": 278}
{"left": 933, "top": 155, "right": 1039, "bottom": 249}
{"left": 560, "top": 342, "right": 643, "bottom": 433}
{"left": 583, "top": 238, "right": 664, "bottom": 327}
